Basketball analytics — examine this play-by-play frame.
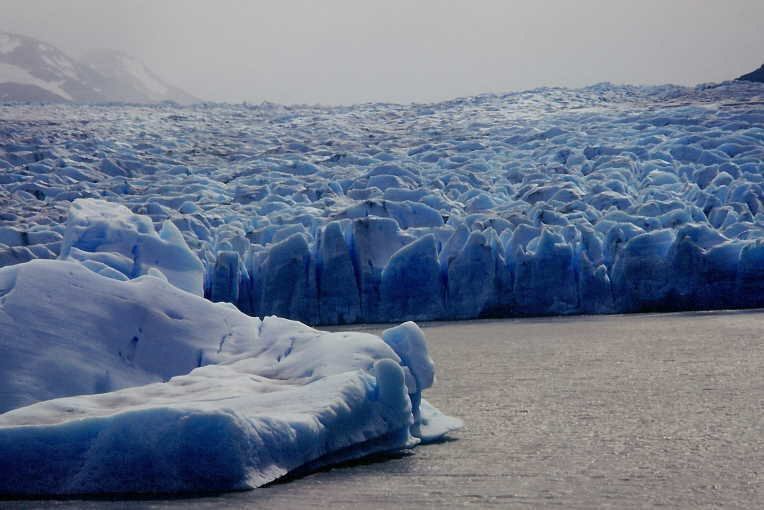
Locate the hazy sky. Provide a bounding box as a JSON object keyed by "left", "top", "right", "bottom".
{"left": 3, "top": 0, "right": 763, "bottom": 105}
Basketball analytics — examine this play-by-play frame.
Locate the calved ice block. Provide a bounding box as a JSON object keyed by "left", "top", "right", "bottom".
{"left": 0, "top": 259, "right": 460, "bottom": 495}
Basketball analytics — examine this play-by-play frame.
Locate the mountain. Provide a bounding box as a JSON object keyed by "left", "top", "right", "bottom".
{"left": 736, "top": 63, "right": 764, "bottom": 83}
{"left": 0, "top": 32, "right": 110, "bottom": 102}
{"left": 0, "top": 32, "right": 198, "bottom": 104}
{"left": 81, "top": 49, "right": 199, "bottom": 104}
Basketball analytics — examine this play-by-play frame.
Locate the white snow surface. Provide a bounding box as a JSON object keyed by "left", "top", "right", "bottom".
{"left": 0, "top": 257, "right": 460, "bottom": 495}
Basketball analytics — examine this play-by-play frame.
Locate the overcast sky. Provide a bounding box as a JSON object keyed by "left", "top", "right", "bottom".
{"left": 3, "top": 0, "right": 763, "bottom": 105}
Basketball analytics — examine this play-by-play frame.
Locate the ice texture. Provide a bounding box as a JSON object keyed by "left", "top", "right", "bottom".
{"left": 1, "top": 80, "right": 764, "bottom": 323}
{"left": 0, "top": 258, "right": 460, "bottom": 495}
{"left": 60, "top": 198, "right": 204, "bottom": 295}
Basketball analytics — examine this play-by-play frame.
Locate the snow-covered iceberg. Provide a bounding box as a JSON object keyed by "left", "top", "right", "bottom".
{"left": 0, "top": 258, "right": 460, "bottom": 495}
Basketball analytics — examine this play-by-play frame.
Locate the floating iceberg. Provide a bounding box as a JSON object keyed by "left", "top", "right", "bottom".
{"left": 0, "top": 258, "right": 460, "bottom": 495}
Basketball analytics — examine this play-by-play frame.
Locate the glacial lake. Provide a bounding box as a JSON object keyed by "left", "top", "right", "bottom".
{"left": 7, "top": 310, "right": 762, "bottom": 509}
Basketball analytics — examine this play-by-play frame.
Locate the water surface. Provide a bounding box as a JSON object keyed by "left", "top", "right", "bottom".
{"left": 7, "top": 311, "right": 763, "bottom": 508}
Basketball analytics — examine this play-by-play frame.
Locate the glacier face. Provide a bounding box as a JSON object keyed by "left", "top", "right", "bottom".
{"left": 1, "top": 81, "right": 764, "bottom": 323}
{"left": 0, "top": 258, "right": 460, "bottom": 495}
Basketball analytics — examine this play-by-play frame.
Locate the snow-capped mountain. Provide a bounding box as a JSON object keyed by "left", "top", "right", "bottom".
{"left": 82, "top": 49, "right": 198, "bottom": 104}
{"left": 0, "top": 32, "right": 198, "bottom": 104}
{"left": 0, "top": 32, "right": 109, "bottom": 102}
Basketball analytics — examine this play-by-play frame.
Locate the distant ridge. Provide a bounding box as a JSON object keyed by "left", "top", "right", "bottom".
{"left": 82, "top": 49, "right": 198, "bottom": 105}
{"left": 0, "top": 31, "right": 199, "bottom": 104}
{"left": 736, "top": 63, "right": 764, "bottom": 83}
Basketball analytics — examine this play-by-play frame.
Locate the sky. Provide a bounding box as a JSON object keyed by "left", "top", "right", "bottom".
{"left": 2, "top": 0, "right": 763, "bottom": 105}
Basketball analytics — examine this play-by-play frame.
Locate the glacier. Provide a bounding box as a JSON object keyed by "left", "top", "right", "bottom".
{"left": 0, "top": 257, "right": 460, "bottom": 495}
{"left": 3, "top": 81, "right": 764, "bottom": 323}
{"left": 2, "top": 79, "right": 763, "bottom": 496}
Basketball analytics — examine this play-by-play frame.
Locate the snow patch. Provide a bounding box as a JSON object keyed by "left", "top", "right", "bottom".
{"left": 0, "top": 62, "right": 72, "bottom": 100}
{"left": 119, "top": 54, "right": 169, "bottom": 97}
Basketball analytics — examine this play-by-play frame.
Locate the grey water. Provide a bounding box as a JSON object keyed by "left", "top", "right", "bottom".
{"left": 8, "top": 310, "right": 763, "bottom": 509}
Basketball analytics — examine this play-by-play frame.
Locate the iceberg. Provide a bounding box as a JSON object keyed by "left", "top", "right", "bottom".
{"left": 0, "top": 258, "right": 460, "bottom": 495}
